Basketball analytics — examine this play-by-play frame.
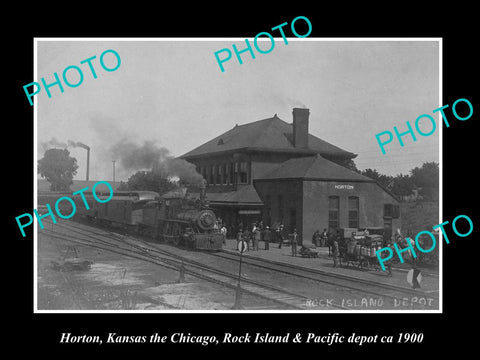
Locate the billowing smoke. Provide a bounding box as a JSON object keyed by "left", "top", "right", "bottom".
{"left": 291, "top": 100, "right": 307, "bottom": 109}
{"left": 281, "top": 96, "right": 307, "bottom": 109}
{"left": 41, "top": 138, "right": 90, "bottom": 151}
{"left": 110, "top": 139, "right": 170, "bottom": 170}
{"left": 153, "top": 158, "right": 204, "bottom": 186}
{"left": 68, "top": 140, "right": 90, "bottom": 150}
{"left": 41, "top": 137, "right": 68, "bottom": 151}
{"left": 109, "top": 139, "right": 204, "bottom": 185}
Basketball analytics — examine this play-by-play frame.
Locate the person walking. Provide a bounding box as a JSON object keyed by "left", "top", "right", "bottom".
{"left": 220, "top": 224, "right": 227, "bottom": 245}
{"left": 291, "top": 229, "right": 298, "bottom": 257}
{"left": 312, "top": 230, "right": 321, "bottom": 247}
{"left": 332, "top": 237, "right": 340, "bottom": 268}
{"left": 243, "top": 228, "right": 251, "bottom": 251}
{"left": 321, "top": 228, "right": 328, "bottom": 248}
{"left": 253, "top": 225, "right": 261, "bottom": 251}
{"left": 277, "top": 224, "right": 285, "bottom": 249}
{"left": 384, "top": 239, "right": 394, "bottom": 276}
{"left": 263, "top": 226, "right": 271, "bottom": 250}
{"left": 411, "top": 265, "right": 421, "bottom": 289}
{"left": 327, "top": 230, "right": 334, "bottom": 257}
{"left": 250, "top": 223, "right": 256, "bottom": 249}
{"left": 272, "top": 224, "right": 278, "bottom": 246}
{"left": 236, "top": 229, "right": 243, "bottom": 250}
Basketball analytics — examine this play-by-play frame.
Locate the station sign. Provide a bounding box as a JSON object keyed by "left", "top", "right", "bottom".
{"left": 238, "top": 210, "right": 261, "bottom": 215}
{"left": 334, "top": 184, "right": 354, "bottom": 190}
{"left": 237, "top": 240, "right": 248, "bottom": 254}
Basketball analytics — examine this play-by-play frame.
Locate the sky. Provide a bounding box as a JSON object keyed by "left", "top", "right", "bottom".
{"left": 35, "top": 38, "right": 440, "bottom": 182}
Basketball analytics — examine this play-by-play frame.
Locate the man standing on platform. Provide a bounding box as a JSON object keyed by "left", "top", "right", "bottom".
{"left": 278, "top": 224, "right": 285, "bottom": 249}
{"left": 332, "top": 237, "right": 340, "bottom": 268}
{"left": 237, "top": 229, "right": 249, "bottom": 251}
{"left": 321, "top": 228, "right": 328, "bottom": 248}
{"left": 263, "top": 226, "right": 271, "bottom": 250}
{"left": 253, "top": 225, "right": 261, "bottom": 251}
{"left": 291, "top": 229, "right": 298, "bottom": 257}
{"left": 312, "top": 229, "right": 321, "bottom": 247}
{"left": 220, "top": 224, "right": 227, "bottom": 245}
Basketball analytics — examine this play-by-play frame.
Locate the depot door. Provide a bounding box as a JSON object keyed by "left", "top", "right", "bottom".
{"left": 383, "top": 217, "right": 392, "bottom": 246}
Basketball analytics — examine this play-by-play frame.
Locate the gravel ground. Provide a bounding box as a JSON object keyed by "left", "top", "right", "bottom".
{"left": 36, "top": 220, "right": 440, "bottom": 311}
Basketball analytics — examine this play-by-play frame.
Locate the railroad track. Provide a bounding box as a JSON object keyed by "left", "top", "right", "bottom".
{"left": 39, "top": 220, "right": 333, "bottom": 310}
{"left": 209, "top": 250, "right": 439, "bottom": 306}
{"left": 39, "top": 220, "right": 439, "bottom": 310}
{"left": 112, "top": 232, "right": 439, "bottom": 310}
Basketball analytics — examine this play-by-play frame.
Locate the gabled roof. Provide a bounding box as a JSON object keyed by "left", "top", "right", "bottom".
{"left": 180, "top": 115, "right": 356, "bottom": 159}
{"left": 257, "top": 154, "right": 373, "bottom": 182}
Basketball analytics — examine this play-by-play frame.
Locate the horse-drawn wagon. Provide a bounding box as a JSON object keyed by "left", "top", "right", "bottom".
{"left": 339, "top": 228, "right": 384, "bottom": 270}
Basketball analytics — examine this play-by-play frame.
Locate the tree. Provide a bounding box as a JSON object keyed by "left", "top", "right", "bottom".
{"left": 124, "top": 171, "right": 178, "bottom": 195}
{"left": 343, "top": 159, "right": 359, "bottom": 172}
{"left": 116, "top": 181, "right": 129, "bottom": 191}
{"left": 38, "top": 148, "right": 78, "bottom": 191}
{"left": 360, "top": 168, "right": 393, "bottom": 188}
{"left": 410, "top": 162, "right": 439, "bottom": 201}
{"left": 390, "top": 174, "right": 415, "bottom": 198}
{"left": 324, "top": 156, "right": 359, "bottom": 172}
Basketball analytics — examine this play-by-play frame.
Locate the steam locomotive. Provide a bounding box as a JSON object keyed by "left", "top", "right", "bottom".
{"left": 72, "top": 186, "right": 224, "bottom": 251}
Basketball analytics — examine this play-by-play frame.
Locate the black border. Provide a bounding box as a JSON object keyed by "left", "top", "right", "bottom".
{"left": 9, "top": 5, "right": 478, "bottom": 355}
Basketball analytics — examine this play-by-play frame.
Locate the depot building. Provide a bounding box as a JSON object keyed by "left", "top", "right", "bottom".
{"left": 180, "top": 107, "right": 400, "bottom": 243}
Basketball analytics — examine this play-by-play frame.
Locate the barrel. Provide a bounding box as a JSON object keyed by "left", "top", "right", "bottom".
{"left": 348, "top": 241, "right": 356, "bottom": 254}
{"left": 355, "top": 244, "right": 361, "bottom": 255}
{"left": 347, "top": 243, "right": 353, "bottom": 254}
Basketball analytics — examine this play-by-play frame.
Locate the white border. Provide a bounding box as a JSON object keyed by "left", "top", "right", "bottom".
{"left": 438, "top": 38, "right": 443, "bottom": 313}
{"left": 33, "top": 37, "right": 443, "bottom": 314}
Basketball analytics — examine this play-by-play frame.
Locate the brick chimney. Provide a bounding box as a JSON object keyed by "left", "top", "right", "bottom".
{"left": 292, "top": 107, "right": 310, "bottom": 148}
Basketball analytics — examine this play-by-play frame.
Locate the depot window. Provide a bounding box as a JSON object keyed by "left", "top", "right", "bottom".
{"left": 215, "top": 164, "right": 222, "bottom": 184}
{"left": 384, "top": 204, "right": 400, "bottom": 219}
{"left": 222, "top": 163, "right": 228, "bottom": 185}
{"left": 348, "top": 196, "right": 359, "bottom": 228}
{"left": 239, "top": 162, "right": 248, "bottom": 184}
{"left": 328, "top": 196, "right": 340, "bottom": 231}
{"left": 278, "top": 194, "right": 284, "bottom": 223}
{"left": 203, "top": 166, "right": 208, "bottom": 184}
{"left": 210, "top": 166, "right": 215, "bottom": 185}
{"left": 229, "top": 162, "right": 235, "bottom": 184}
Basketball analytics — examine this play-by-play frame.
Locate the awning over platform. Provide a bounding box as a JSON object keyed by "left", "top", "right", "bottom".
{"left": 190, "top": 185, "right": 263, "bottom": 207}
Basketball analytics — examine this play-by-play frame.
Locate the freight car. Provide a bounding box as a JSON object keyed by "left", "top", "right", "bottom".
{"left": 72, "top": 188, "right": 224, "bottom": 251}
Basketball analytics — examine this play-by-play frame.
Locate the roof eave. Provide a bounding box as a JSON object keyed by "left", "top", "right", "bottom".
{"left": 254, "top": 177, "right": 375, "bottom": 183}
{"left": 253, "top": 177, "right": 400, "bottom": 202}
{"left": 180, "top": 147, "right": 356, "bottom": 161}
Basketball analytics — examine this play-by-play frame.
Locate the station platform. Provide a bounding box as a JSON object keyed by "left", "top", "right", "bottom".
{"left": 221, "top": 238, "right": 440, "bottom": 296}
